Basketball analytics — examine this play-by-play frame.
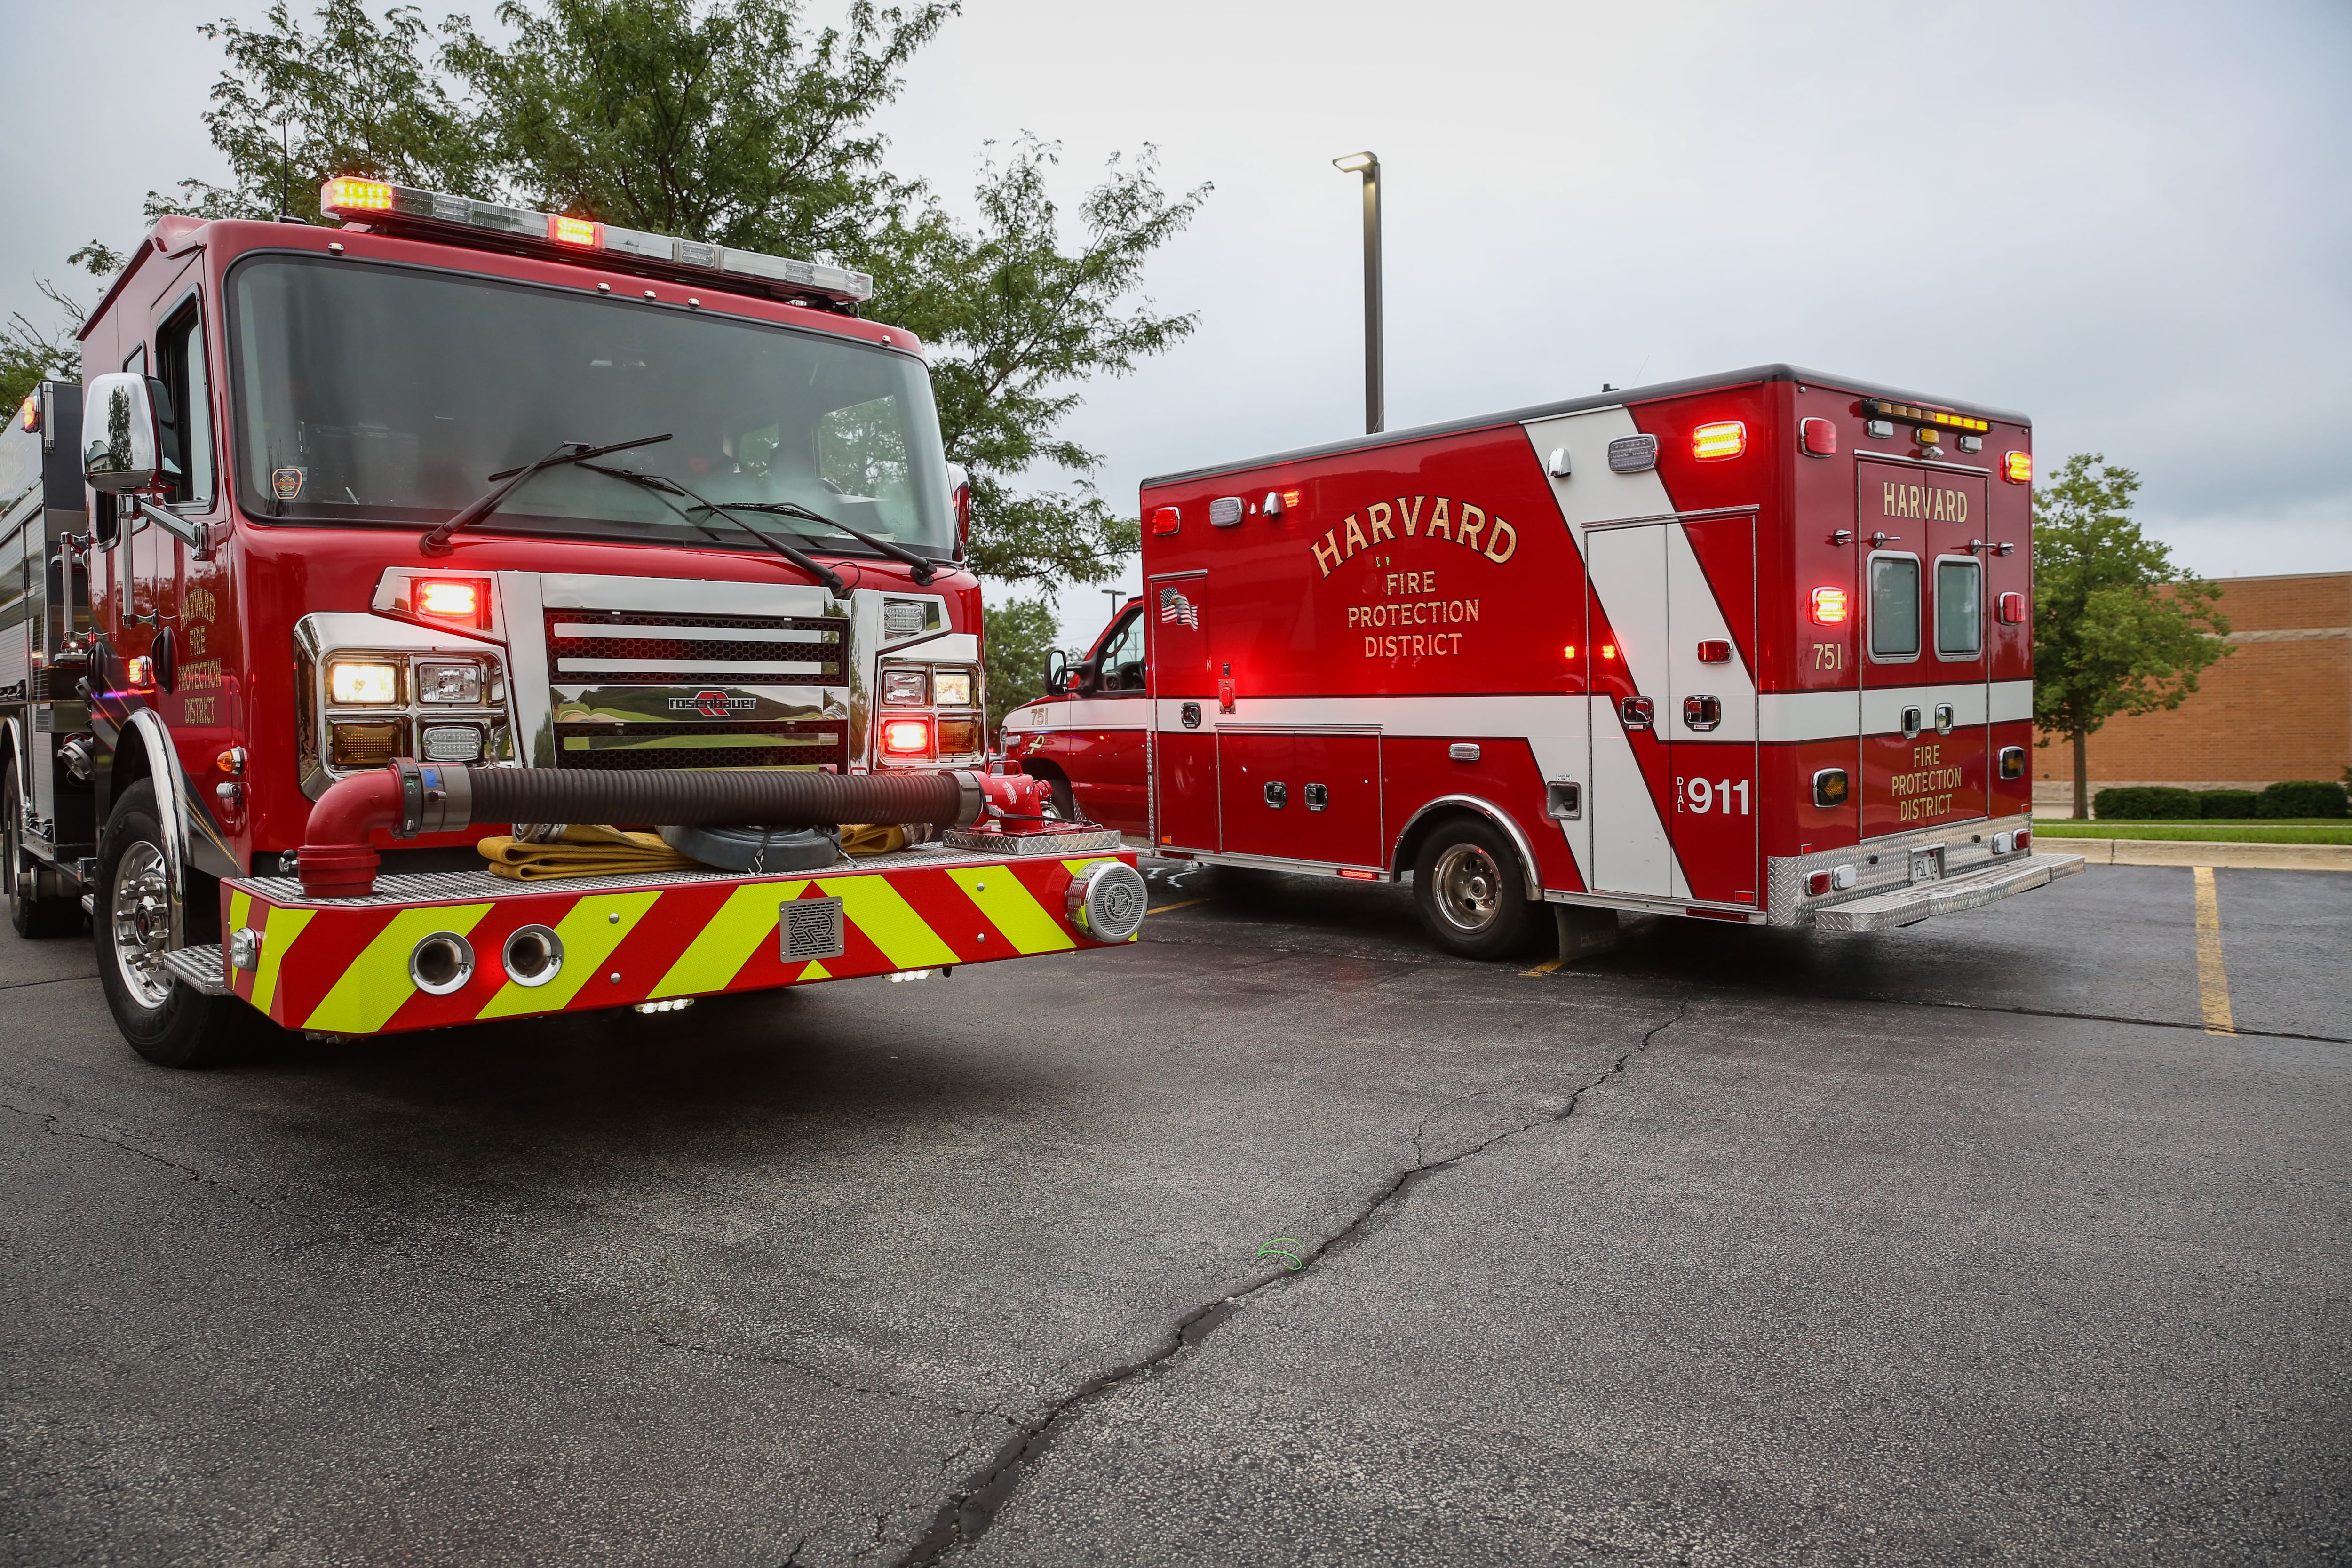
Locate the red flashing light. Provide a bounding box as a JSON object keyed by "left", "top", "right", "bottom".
{"left": 1696, "top": 639, "right": 1731, "bottom": 664}
{"left": 881, "top": 718, "right": 931, "bottom": 757}
{"left": 1811, "top": 587, "right": 1850, "bottom": 625}
{"left": 1337, "top": 868, "right": 1377, "bottom": 881}
{"left": 17, "top": 394, "right": 36, "bottom": 433}
{"left": 1150, "top": 506, "right": 1181, "bottom": 535}
{"left": 1599, "top": 644, "right": 1617, "bottom": 661}
{"left": 1799, "top": 417, "right": 1836, "bottom": 457}
{"left": 549, "top": 214, "right": 603, "bottom": 249}
{"left": 1562, "top": 644, "right": 1577, "bottom": 660}
{"left": 415, "top": 578, "right": 488, "bottom": 628}
{"left": 2002, "top": 451, "right": 2033, "bottom": 484}
{"left": 1692, "top": 421, "right": 1746, "bottom": 461}
{"left": 322, "top": 176, "right": 394, "bottom": 213}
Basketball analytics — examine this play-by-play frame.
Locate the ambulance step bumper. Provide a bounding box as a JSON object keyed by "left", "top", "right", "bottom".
{"left": 1813, "top": 852, "right": 2087, "bottom": 932}
{"left": 161, "top": 945, "right": 230, "bottom": 996}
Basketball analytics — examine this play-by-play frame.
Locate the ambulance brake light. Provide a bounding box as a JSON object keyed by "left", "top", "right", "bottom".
{"left": 548, "top": 214, "right": 602, "bottom": 248}
{"left": 2002, "top": 451, "right": 2033, "bottom": 484}
{"left": 1799, "top": 417, "right": 1836, "bottom": 456}
{"left": 1692, "top": 421, "right": 1746, "bottom": 461}
{"left": 1811, "top": 587, "right": 1849, "bottom": 624}
{"left": 1151, "top": 506, "right": 1181, "bottom": 535}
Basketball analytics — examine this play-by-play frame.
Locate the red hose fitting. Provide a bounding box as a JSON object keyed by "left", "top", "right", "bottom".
{"left": 296, "top": 766, "right": 403, "bottom": 898}
{"left": 975, "top": 771, "right": 1051, "bottom": 822}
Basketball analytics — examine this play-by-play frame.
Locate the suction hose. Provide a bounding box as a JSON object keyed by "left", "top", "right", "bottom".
{"left": 295, "top": 760, "right": 1051, "bottom": 898}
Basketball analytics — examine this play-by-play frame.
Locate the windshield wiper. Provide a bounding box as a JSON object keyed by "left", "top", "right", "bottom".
{"left": 574, "top": 462, "right": 850, "bottom": 598}
{"left": 418, "top": 433, "right": 672, "bottom": 557}
{"left": 715, "top": 500, "right": 940, "bottom": 585}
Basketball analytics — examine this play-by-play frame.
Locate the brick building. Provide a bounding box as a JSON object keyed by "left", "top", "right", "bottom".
{"left": 2033, "top": 570, "right": 2352, "bottom": 809}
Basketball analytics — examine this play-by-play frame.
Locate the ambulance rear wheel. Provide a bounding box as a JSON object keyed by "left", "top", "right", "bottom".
{"left": 94, "top": 780, "right": 243, "bottom": 1068}
{"left": 4, "top": 763, "right": 80, "bottom": 939}
{"left": 1412, "top": 817, "right": 1542, "bottom": 961}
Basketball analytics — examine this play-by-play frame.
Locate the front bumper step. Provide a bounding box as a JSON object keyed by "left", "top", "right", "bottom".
{"left": 162, "top": 945, "right": 230, "bottom": 996}
{"left": 1813, "top": 852, "right": 2087, "bottom": 932}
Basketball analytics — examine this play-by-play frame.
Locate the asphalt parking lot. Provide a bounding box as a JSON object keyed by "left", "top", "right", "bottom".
{"left": 3, "top": 861, "right": 2347, "bottom": 1567}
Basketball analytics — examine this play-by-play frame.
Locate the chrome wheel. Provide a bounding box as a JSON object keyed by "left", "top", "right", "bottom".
{"left": 1430, "top": 842, "right": 1504, "bottom": 934}
{"left": 109, "top": 841, "right": 175, "bottom": 1009}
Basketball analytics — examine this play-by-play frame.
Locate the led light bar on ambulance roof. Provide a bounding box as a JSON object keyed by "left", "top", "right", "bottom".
{"left": 1857, "top": 398, "right": 1990, "bottom": 434}
{"left": 317, "top": 177, "right": 875, "bottom": 303}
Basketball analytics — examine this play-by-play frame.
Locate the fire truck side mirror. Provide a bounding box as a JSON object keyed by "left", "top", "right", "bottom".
{"left": 1043, "top": 648, "right": 1068, "bottom": 693}
{"left": 81, "top": 372, "right": 161, "bottom": 494}
{"left": 946, "top": 462, "right": 971, "bottom": 560}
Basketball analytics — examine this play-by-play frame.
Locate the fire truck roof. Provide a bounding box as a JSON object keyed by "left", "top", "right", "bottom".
{"left": 1141, "top": 363, "right": 2029, "bottom": 489}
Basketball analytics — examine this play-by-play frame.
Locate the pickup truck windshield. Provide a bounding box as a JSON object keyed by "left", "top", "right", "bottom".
{"left": 228, "top": 254, "right": 953, "bottom": 558}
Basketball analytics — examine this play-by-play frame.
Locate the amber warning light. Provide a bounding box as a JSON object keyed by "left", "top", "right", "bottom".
{"left": 548, "top": 214, "right": 603, "bottom": 248}
{"left": 1692, "top": 421, "right": 1746, "bottom": 461}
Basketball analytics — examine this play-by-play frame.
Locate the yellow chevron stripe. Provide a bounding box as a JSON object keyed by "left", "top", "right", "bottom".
{"left": 228, "top": 890, "right": 250, "bottom": 933}
{"left": 475, "top": 889, "right": 661, "bottom": 1020}
{"left": 304, "top": 904, "right": 493, "bottom": 1034}
{"left": 250, "top": 904, "right": 314, "bottom": 1018}
{"left": 649, "top": 880, "right": 809, "bottom": 999}
{"left": 946, "top": 866, "right": 1073, "bottom": 956}
{"left": 798, "top": 959, "right": 832, "bottom": 981}
{"left": 817, "top": 873, "right": 959, "bottom": 969}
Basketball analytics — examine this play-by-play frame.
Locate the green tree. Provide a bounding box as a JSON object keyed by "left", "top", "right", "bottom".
{"left": 2032, "top": 454, "right": 2229, "bottom": 818}
{"left": 0, "top": 244, "right": 124, "bottom": 414}
{"left": 980, "top": 595, "right": 1058, "bottom": 738}
{"left": 156, "top": 0, "right": 1204, "bottom": 592}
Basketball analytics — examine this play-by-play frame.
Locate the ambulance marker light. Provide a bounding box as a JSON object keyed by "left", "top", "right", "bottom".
{"left": 1563, "top": 644, "right": 1577, "bottom": 661}
{"left": 1812, "top": 768, "right": 1851, "bottom": 808}
{"left": 1150, "top": 506, "right": 1181, "bottom": 534}
{"left": 1599, "top": 644, "right": 1617, "bottom": 660}
{"left": 548, "top": 214, "right": 603, "bottom": 248}
{"left": 1692, "top": 421, "right": 1746, "bottom": 461}
{"left": 1799, "top": 417, "right": 1836, "bottom": 456}
{"left": 1811, "top": 587, "right": 1850, "bottom": 624}
{"left": 2015, "top": 828, "right": 2032, "bottom": 851}
{"left": 2003, "top": 451, "right": 2033, "bottom": 484}
{"left": 1337, "top": 868, "right": 1377, "bottom": 880}
{"left": 324, "top": 176, "right": 394, "bottom": 211}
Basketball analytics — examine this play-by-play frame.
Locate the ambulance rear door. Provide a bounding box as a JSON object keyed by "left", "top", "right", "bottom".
{"left": 1857, "top": 459, "right": 1991, "bottom": 839}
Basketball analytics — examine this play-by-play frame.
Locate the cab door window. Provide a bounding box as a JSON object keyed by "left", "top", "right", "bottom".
{"left": 1867, "top": 553, "right": 1920, "bottom": 662}
{"left": 156, "top": 300, "right": 215, "bottom": 507}
{"left": 1093, "top": 611, "right": 1146, "bottom": 692}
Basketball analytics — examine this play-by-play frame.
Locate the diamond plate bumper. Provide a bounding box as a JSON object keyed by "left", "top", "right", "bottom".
{"left": 1812, "top": 851, "right": 2087, "bottom": 932}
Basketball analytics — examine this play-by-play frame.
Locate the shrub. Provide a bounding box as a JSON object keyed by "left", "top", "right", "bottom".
{"left": 2093, "top": 786, "right": 2201, "bottom": 820}
{"left": 2198, "top": 790, "right": 2261, "bottom": 819}
{"left": 2256, "top": 780, "right": 2350, "bottom": 819}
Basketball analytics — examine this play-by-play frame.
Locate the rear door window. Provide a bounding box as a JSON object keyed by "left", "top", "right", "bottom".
{"left": 1868, "top": 553, "right": 1920, "bottom": 661}
{"left": 1935, "top": 557, "right": 1981, "bottom": 659}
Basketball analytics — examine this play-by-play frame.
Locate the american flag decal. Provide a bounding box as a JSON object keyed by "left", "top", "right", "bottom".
{"left": 1158, "top": 586, "right": 1199, "bottom": 628}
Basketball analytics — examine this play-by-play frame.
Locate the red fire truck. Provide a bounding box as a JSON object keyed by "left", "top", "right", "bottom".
{"left": 1, "top": 177, "right": 1145, "bottom": 1067}
{"left": 1004, "top": 366, "right": 2082, "bottom": 958}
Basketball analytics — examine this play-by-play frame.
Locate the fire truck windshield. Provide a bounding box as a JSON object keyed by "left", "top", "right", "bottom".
{"left": 227, "top": 254, "right": 954, "bottom": 560}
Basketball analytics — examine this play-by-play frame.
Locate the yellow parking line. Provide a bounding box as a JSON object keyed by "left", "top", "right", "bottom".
{"left": 2193, "top": 866, "right": 2236, "bottom": 1036}
{"left": 1149, "top": 897, "right": 1211, "bottom": 915}
{"left": 1521, "top": 957, "right": 1566, "bottom": 977}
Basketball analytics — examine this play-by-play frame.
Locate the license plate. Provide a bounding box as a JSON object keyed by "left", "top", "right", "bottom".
{"left": 1909, "top": 847, "right": 1943, "bottom": 882}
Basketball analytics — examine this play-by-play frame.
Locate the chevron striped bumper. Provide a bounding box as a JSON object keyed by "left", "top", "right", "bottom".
{"left": 214, "top": 844, "right": 1139, "bottom": 1037}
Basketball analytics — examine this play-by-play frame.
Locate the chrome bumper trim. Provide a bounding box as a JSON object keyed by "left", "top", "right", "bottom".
{"left": 1812, "top": 852, "right": 2086, "bottom": 932}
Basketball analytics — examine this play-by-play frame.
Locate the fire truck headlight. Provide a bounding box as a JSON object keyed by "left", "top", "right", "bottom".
{"left": 932, "top": 669, "right": 975, "bottom": 708}
{"left": 882, "top": 669, "right": 928, "bottom": 706}
{"left": 328, "top": 659, "right": 400, "bottom": 705}
{"left": 416, "top": 661, "right": 484, "bottom": 705}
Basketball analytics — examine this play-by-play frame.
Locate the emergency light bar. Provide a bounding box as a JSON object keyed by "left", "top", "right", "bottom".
{"left": 1857, "top": 398, "right": 1990, "bottom": 435}
{"left": 318, "top": 177, "right": 875, "bottom": 306}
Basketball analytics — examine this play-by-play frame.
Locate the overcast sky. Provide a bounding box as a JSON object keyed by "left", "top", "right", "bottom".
{"left": 6, "top": 0, "right": 2346, "bottom": 645}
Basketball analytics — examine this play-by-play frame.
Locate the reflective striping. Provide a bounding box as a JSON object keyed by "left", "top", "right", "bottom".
{"left": 648, "top": 879, "right": 810, "bottom": 999}
{"left": 228, "top": 891, "right": 250, "bottom": 935}
{"left": 249, "top": 905, "right": 315, "bottom": 1017}
{"left": 817, "top": 874, "right": 961, "bottom": 969}
{"left": 946, "top": 866, "right": 1074, "bottom": 955}
{"left": 476, "top": 890, "right": 660, "bottom": 1019}
{"left": 304, "top": 904, "right": 492, "bottom": 1033}
{"left": 797, "top": 959, "right": 832, "bottom": 981}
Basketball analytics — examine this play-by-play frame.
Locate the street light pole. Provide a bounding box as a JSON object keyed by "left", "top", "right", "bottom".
{"left": 1332, "top": 151, "right": 1383, "bottom": 435}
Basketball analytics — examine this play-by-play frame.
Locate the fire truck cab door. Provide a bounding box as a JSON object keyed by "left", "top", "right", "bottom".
{"left": 1584, "top": 516, "right": 1758, "bottom": 905}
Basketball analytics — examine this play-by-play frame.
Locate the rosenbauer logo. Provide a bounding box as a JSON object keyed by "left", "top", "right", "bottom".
{"left": 670, "top": 690, "right": 757, "bottom": 718}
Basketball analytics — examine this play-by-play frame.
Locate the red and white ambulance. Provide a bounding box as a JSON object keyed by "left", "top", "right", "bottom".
{"left": 1004, "top": 365, "right": 2083, "bottom": 957}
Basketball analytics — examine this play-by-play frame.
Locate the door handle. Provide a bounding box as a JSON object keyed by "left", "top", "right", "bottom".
{"left": 1934, "top": 703, "right": 1955, "bottom": 735}
{"left": 1682, "top": 695, "right": 1722, "bottom": 732}
{"left": 1303, "top": 783, "right": 1328, "bottom": 812}
{"left": 1900, "top": 706, "right": 1923, "bottom": 739}
{"left": 1619, "top": 695, "right": 1654, "bottom": 731}
{"left": 1263, "top": 781, "right": 1287, "bottom": 809}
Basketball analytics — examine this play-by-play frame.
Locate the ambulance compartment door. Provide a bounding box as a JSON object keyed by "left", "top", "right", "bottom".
{"left": 1216, "top": 728, "right": 1383, "bottom": 869}
{"left": 1145, "top": 573, "right": 1217, "bottom": 852}
{"left": 1665, "top": 512, "right": 1759, "bottom": 908}
{"left": 1582, "top": 522, "right": 1676, "bottom": 897}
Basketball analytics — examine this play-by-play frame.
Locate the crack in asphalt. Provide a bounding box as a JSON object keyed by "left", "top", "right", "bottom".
{"left": 0, "top": 972, "right": 100, "bottom": 991}
{"left": 0, "top": 1100, "right": 282, "bottom": 1211}
{"left": 888, "top": 1000, "right": 1691, "bottom": 1566}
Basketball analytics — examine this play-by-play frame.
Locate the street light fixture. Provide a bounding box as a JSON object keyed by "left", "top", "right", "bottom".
{"left": 1332, "top": 151, "right": 1383, "bottom": 435}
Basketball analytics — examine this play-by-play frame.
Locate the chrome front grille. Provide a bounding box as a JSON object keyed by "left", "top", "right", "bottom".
{"left": 544, "top": 610, "right": 846, "bottom": 685}
{"left": 554, "top": 718, "right": 848, "bottom": 772}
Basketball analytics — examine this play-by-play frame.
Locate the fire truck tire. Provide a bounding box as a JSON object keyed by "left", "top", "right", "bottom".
{"left": 94, "top": 781, "right": 243, "bottom": 1068}
{"left": 1411, "top": 816, "right": 1544, "bottom": 961}
{"left": 1022, "top": 764, "right": 1078, "bottom": 822}
{"left": 4, "top": 762, "right": 81, "bottom": 939}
